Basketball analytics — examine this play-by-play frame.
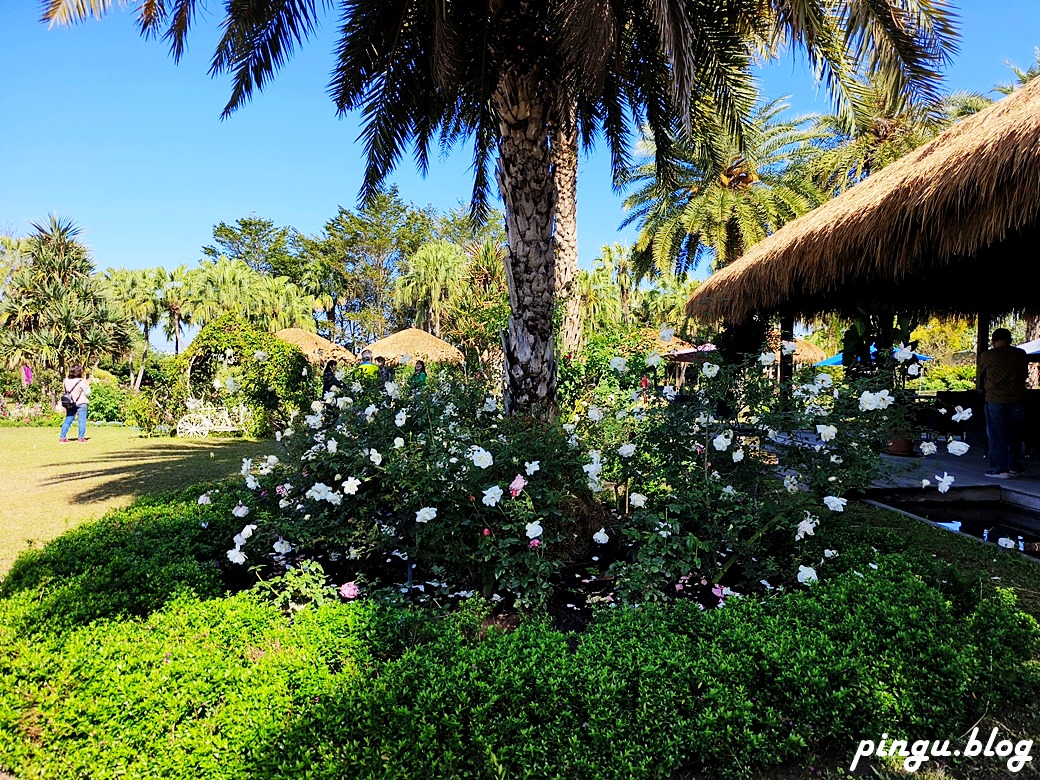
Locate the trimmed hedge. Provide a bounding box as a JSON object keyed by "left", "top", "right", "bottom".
{"left": 1, "top": 563, "right": 1036, "bottom": 779}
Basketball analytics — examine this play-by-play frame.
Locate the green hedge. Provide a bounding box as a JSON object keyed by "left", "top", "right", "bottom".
{"left": 1, "top": 566, "right": 1036, "bottom": 779}
{"left": 1, "top": 495, "right": 1038, "bottom": 779}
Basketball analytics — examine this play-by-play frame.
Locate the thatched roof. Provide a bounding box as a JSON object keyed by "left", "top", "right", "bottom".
{"left": 687, "top": 79, "right": 1040, "bottom": 323}
{"left": 792, "top": 338, "right": 827, "bottom": 366}
{"left": 641, "top": 327, "right": 696, "bottom": 355}
{"left": 275, "top": 328, "right": 355, "bottom": 364}
{"left": 364, "top": 328, "right": 465, "bottom": 365}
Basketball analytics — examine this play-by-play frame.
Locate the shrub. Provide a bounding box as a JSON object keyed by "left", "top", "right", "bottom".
{"left": 86, "top": 381, "right": 127, "bottom": 422}
{"left": 1, "top": 567, "right": 1035, "bottom": 780}
{"left": 183, "top": 315, "right": 312, "bottom": 436}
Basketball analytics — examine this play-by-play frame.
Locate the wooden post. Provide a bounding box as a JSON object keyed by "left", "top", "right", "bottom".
{"left": 976, "top": 311, "right": 990, "bottom": 390}
{"left": 779, "top": 316, "right": 795, "bottom": 383}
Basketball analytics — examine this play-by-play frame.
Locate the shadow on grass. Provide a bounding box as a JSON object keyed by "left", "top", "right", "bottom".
{"left": 35, "top": 438, "right": 266, "bottom": 507}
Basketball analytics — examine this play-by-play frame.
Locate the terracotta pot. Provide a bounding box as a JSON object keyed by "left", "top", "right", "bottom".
{"left": 886, "top": 435, "right": 916, "bottom": 457}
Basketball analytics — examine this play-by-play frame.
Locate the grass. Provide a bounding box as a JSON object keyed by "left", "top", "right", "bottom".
{"left": 0, "top": 425, "right": 268, "bottom": 575}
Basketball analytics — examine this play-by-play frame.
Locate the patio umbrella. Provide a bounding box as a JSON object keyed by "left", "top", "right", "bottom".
{"left": 814, "top": 345, "right": 932, "bottom": 367}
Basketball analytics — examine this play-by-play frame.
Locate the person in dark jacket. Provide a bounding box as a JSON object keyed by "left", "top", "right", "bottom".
{"left": 977, "top": 328, "right": 1029, "bottom": 478}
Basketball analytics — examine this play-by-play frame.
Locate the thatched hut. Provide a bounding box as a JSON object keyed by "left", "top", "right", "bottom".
{"left": 686, "top": 78, "right": 1040, "bottom": 324}
{"left": 364, "top": 328, "right": 465, "bottom": 365}
{"left": 792, "top": 338, "right": 827, "bottom": 367}
{"left": 642, "top": 327, "right": 696, "bottom": 356}
{"left": 275, "top": 328, "right": 355, "bottom": 364}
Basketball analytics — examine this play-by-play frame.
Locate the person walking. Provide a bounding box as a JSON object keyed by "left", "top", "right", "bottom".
{"left": 977, "top": 328, "right": 1028, "bottom": 478}
{"left": 59, "top": 365, "right": 91, "bottom": 443}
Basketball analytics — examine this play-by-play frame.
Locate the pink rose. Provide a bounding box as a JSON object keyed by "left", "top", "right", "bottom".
{"left": 509, "top": 474, "right": 527, "bottom": 497}
{"left": 339, "top": 582, "right": 360, "bottom": 600}
{"left": 529, "top": 539, "right": 541, "bottom": 549}
{"left": 483, "top": 528, "right": 491, "bottom": 537}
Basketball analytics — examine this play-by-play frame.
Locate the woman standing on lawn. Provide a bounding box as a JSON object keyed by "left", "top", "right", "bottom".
{"left": 59, "top": 365, "right": 91, "bottom": 443}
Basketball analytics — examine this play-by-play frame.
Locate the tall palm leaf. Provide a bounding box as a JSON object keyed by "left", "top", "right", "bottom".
{"left": 624, "top": 97, "right": 827, "bottom": 276}
{"left": 394, "top": 240, "right": 467, "bottom": 338}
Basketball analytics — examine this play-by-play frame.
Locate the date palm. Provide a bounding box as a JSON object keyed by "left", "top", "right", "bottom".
{"left": 625, "top": 98, "right": 827, "bottom": 275}
{"left": 44, "top": 0, "right": 956, "bottom": 417}
{"left": 809, "top": 80, "right": 948, "bottom": 195}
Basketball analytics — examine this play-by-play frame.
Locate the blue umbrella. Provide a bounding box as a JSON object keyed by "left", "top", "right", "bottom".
{"left": 814, "top": 345, "right": 931, "bottom": 367}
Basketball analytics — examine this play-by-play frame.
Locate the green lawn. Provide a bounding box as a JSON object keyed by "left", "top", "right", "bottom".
{"left": 0, "top": 425, "right": 266, "bottom": 574}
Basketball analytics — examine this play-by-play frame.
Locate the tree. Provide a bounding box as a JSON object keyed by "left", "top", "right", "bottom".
{"left": 394, "top": 240, "right": 467, "bottom": 339}
{"left": 809, "top": 81, "right": 948, "bottom": 195}
{"left": 295, "top": 189, "right": 435, "bottom": 349}
{"left": 0, "top": 235, "right": 29, "bottom": 301}
{"left": 155, "top": 265, "right": 194, "bottom": 355}
{"left": 574, "top": 261, "right": 622, "bottom": 341}
{"left": 46, "top": 0, "right": 957, "bottom": 417}
{"left": 0, "top": 217, "right": 134, "bottom": 380}
{"left": 637, "top": 273, "right": 700, "bottom": 336}
{"left": 103, "top": 266, "right": 161, "bottom": 390}
{"left": 624, "top": 98, "right": 827, "bottom": 275}
{"left": 202, "top": 214, "right": 302, "bottom": 278}
{"left": 442, "top": 238, "right": 511, "bottom": 376}
{"left": 996, "top": 48, "right": 1040, "bottom": 95}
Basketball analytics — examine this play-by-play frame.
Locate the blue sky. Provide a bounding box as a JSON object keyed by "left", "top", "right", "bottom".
{"left": 1, "top": 2, "right": 1037, "bottom": 278}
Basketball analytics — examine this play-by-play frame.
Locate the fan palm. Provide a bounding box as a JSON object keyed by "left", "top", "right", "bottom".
{"left": 625, "top": 97, "right": 827, "bottom": 276}
{"left": 155, "top": 265, "right": 195, "bottom": 355}
{"left": 44, "top": 0, "right": 957, "bottom": 417}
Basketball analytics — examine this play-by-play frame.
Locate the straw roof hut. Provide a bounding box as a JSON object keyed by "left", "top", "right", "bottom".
{"left": 642, "top": 327, "right": 695, "bottom": 355}
{"left": 686, "top": 79, "right": 1040, "bottom": 324}
{"left": 792, "top": 338, "right": 827, "bottom": 366}
{"left": 364, "top": 328, "right": 465, "bottom": 365}
{"left": 275, "top": 328, "right": 355, "bottom": 364}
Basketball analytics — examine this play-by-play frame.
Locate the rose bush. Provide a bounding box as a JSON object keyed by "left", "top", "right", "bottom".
{"left": 225, "top": 344, "right": 957, "bottom": 610}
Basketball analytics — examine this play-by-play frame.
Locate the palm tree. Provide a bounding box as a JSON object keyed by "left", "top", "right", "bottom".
{"left": 638, "top": 273, "right": 700, "bottom": 336}
{"left": 253, "top": 274, "right": 323, "bottom": 332}
{"left": 103, "top": 267, "right": 162, "bottom": 390}
{"left": 574, "top": 261, "right": 622, "bottom": 341}
{"left": 45, "top": 0, "right": 956, "bottom": 417}
{"left": 809, "top": 81, "right": 949, "bottom": 196}
{"left": 394, "top": 241, "right": 467, "bottom": 338}
{"left": 155, "top": 265, "right": 195, "bottom": 355}
{"left": 442, "top": 238, "right": 510, "bottom": 374}
{"left": 996, "top": 48, "right": 1040, "bottom": 95}
{"left": 0, "top": 217, "right": 134, "bottom": 381}
{"left": 625, "top": 98, "right": 827, "bottom": 276}
{"left": 595, "top": 244, "right": 637, "bottom": 325}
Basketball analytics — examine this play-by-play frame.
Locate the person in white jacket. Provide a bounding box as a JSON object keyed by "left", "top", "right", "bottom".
{"left": 59, "top": 364, "right": 91, "bottom": 443}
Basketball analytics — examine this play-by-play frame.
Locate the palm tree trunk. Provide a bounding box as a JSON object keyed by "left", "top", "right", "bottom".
{"left": 134, "top": 343, "right": 149, "bottom": 391}
{"left": 495, "top": 72, "right": 558, "bottom": 419}
{"left": 552, "top": 117, "right": 582, "bottom": 357}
